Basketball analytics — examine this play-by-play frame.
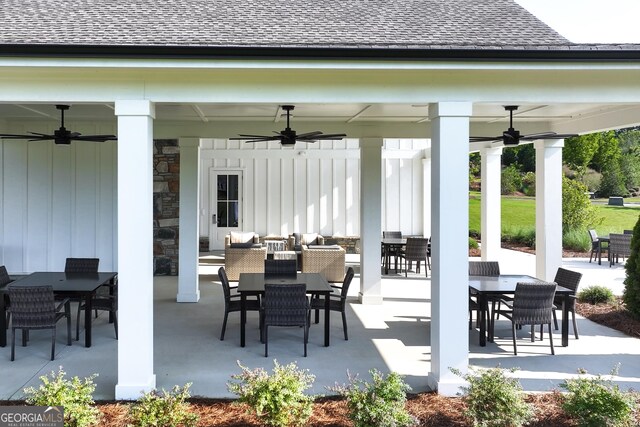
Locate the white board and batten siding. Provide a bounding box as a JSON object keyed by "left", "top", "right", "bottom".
{"left": 0, "top": 139, "right": 117, "bottom": 274}
{"left": 200, "top": 138, "right": 429, "bottom": 248}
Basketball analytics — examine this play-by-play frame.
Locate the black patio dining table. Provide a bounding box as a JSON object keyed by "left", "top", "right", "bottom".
{"left": 0, "top": 271, "right": 118, "bottom": 348}
{"left": 237, "top": 272, "right": 333, "bottom": 348}
{"left": 469, "top": 274, "right": 573, "bottom": 347}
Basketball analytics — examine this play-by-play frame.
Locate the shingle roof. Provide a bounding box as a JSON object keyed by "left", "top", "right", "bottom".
{"left": 0, "top": 0, "right": 573, "bottom": 49}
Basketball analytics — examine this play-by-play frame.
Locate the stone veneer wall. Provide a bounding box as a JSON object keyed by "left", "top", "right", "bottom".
{"left": 153, "top": 140, "right": 180, "bottom": 275}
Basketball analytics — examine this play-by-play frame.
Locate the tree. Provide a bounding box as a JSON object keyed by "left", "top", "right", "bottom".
{"left": 590, "top": 131, "right": 620, "bottom": 172}
{"left": 624, "top": 216, "right": 640, "bottom": 318}
{"left": 563, "top": 134, "right": 599, "bottom": 178}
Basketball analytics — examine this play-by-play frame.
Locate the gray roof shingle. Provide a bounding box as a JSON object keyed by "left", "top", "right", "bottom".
{"left": 0, "top": 0, "right": 573, "bottom": 48}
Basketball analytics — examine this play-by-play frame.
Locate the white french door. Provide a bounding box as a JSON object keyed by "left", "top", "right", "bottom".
{"left": 209, "top": 170, "right": 242, "bottom": 250}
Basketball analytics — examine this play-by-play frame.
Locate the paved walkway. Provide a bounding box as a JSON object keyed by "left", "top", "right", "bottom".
{"left": 0, "top": 249, "right": 637, "bottom": 401}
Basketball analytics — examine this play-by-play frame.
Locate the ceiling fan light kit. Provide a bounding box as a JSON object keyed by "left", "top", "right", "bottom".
{"left": 230, "top": 105, "right": 346, "bottom": 146}
{"left": 0, "top": 105, "right": 117, "bottom": 145}
{"left": 469, "top": 105, "right": 577, "bottom": 146}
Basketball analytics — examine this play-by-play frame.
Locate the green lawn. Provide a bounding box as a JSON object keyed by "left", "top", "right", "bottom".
{"left": 469, "top": 192, "right": 640, "bottom": 235}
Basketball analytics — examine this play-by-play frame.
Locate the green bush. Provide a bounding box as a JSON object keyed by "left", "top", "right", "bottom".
{"left": 599, "top": 165, "right": 628, "bottom": 198}
{"left": 521, "top": 171, "right": 536, "bottom": 196}
{"left": 227, "top": 360, "right": 315, "bottom": 427}
{"left": 23, "top": 367, "right": 100, "bottom": 427}
{"left": 562, "top": 228, "right": 592, "bottom": 252}
{"left": 501, "top": 225, "right": 536, "bottom": 247}
{"left": 560, "top": 366, "right": 636, "bottom": 427}
{"left": 331, "top": 369, "right": 417, "bottom": 427}
{"left": 128, "top": 384, "right": 199, "bottom": 427}
{"left": 563, "top": 176, "right": 602, "bottom": 231}
{"left": 469, "top": 237, "right": 479, "bottom": 250}
{"left": 501, "top": 165, "right": 522, "bottom": 195}
{"left": 624, "top": 215, "right": 640, "bottom": 317}
{"left": 578, "top": 286, "right": 615, "bottom": 305}
{"left": 452, "top": 366, "right": 533, "bottom": 427}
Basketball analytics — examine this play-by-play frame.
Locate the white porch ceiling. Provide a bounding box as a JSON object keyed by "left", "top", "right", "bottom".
{"left": 0, "top": 102, "right": 638, "bottom": 137}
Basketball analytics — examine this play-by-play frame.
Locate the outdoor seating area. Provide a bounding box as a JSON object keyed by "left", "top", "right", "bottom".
{"left": 381, "top": 233, "right": 431, "bottom": 277}
{"left": 588, "top": 229, "right": 633, "bottom": 267}
{"left": 2, "top": 248, "right": 640, "bottom": 401}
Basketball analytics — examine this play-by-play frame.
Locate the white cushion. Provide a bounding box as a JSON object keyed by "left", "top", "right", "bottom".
{"left": 301, "top": 233, "right": 319, "bottom": 245}
{"left": 230, "top": 231, "right": 255, "bottom": 244}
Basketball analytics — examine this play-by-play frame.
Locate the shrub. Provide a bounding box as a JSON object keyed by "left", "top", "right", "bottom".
{"left": 23, "top": 367, "right": 100, "bottom": 427}
{"left": 578, "top": 286, "right": 615, "bottom": 305}
{"left": 469, "top": 237, "right": 479, "bottom": 250}
{"left": 128, "top": 384, "right": 199, "bottom": 427}
{"left": 227, "top": 360, "right": 315, "bottom": 427}
{"left": 501, "top": 225, "right": 536, "bottom": 247}
{"left": 560, "top": 366, "right": 636, "bottom": 427}
{"left": 331, "top": 369, "right": 417, "bottom": 427}
{"left": 452, "top": 366, "right": 533, "bottom": 427}
{"left": 562, "top": 228, "right": 592, "bottom": 252}
{"left": 624, "top": 215, "right": 640, "bottom": 317}
{"left": 599, "top": 165, "right": 628, "bottom": 197}
{"left": 522, "top": 171, "right": 536, "bottom": 196}
{"left": 501, "top": 165, "right": 522, "bottom": 195}
{"left": 563, "top": 176, "right": 602, "bottom": 231}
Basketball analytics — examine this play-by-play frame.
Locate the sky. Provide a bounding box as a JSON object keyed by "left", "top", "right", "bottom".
{"left": 516, "top": 0, "right": 640, "bottom": 43}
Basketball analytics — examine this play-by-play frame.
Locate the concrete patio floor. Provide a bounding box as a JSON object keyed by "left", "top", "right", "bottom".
{"left": 1, "top": 249, "right": 638, "bottom": 401}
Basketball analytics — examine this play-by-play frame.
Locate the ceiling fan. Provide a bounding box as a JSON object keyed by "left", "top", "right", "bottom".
{"left": 0, "top": 104, "right": 117, "bottom": 145}
{"left": 230, "top": 105, "right": 346, "bottom": 146}
{"left": 469, "top": 105, "right": 577, "bottom": 146}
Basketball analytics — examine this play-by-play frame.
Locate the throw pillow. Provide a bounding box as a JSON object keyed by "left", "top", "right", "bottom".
{"left": 301, "top": 233, "right": 319, "bottom": 245}
{"left": 230, "top": 231, "right": 255, "bottom": 244}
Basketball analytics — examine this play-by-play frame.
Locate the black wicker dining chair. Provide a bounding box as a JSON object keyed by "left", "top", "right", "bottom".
{"left": 7, "top": 284, "right": 72, "bottom": 361}
{"left": 65, "top": 257, "right": 102, "bottom": 321}
{"left": 468, "top": 261, "right": 500, "bottom": 330}
{"left": 310, "top": 266, "right": 355, "bottom": 340}
{"left": 382, "top": 231, "right": 403, "bottom": 272}
{"left": 264, "top": 259, "right": 297, "bottom": 277}
{"left": 262, "top": 283, "right": 310, "bottom": 357}
{"left": 1, "top": 265, "right": 13, "bottom": 328}
{"left": 219, "top": 267, "right": 261, "bottom": 341}
{"left": 65, "top": 258, "right": 99, "bottom": 273}
{"left": 76, "top": 279, "right": 118, "bottom": 341}
{"left": 399, "top": 237, "right": 429, "bottom": 277}
{"left": 493, "top": 282, "right": 557, "bottom": 355}
{"left": 551, "top": 267, "right": 582, "bottom": 339}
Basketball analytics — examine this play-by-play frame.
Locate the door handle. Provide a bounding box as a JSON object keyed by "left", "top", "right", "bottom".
{"left": 212, "top": 214, "right": 217, "bottom": 224}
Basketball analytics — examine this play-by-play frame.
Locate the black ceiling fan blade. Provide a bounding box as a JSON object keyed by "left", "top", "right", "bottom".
{"left": 230, "top": 136, "right": 280, "bottom": 141}
{"left": 520, "top": 132, "right": 578, "bottom": 141}
{"left": 295, "top": 131, "right": 324, "bottom": 138}
{"left": 243, "top": 137, "right": 282, "bottom": 143}
{"left": 313, "top": 133, "right": 347, "bottom": 139}
{"left": 71, "top": 136, "right": 117, "bottom": 142}
{"left": 233, "top": 134, "right": 273, "bottom": 138}
{"left": 469, "top": 136, "right": 501, "bottom": 142}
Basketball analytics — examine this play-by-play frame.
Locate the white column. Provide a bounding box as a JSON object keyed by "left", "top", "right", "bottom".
{"left": 115, "top": 100, "right": 156, "bottom": 399}
{"left": 535, "top": 139, "right": 564, "bottom": 281}
{"left": 177, "top": 138, "right": 201, "bottom": 303}
{"left": 359, "top": 138, "right": 384, "bottom": 305}
{"left": 422, "top": 153, "right": 432, "bottom": 238}
{"left": 428, "top": 101, "right": 471, "bottom": 396}
{"left": 480, "top": 147, "right": 503, "bottom": 261}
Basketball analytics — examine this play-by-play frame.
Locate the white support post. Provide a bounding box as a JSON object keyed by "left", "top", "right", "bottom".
{"left": 115, "top": 100, "right": 156, "bottom": 399}
{"left": 359, "top": 138, "right": 384, "bottom": 305}
{"left": 535, "top": 139, "right": 564, "bottom": 281}
{"left": 428, "top": 101, "right": 471, "bottom": 396}
{"left": 480, "top": 147, "right": 503, "bottom": 261}
{"left": 177, "top": 138, "right": 201, "bottom": 303}
{"left": 422, "top": 153, "right": 432, "bottom": 238}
